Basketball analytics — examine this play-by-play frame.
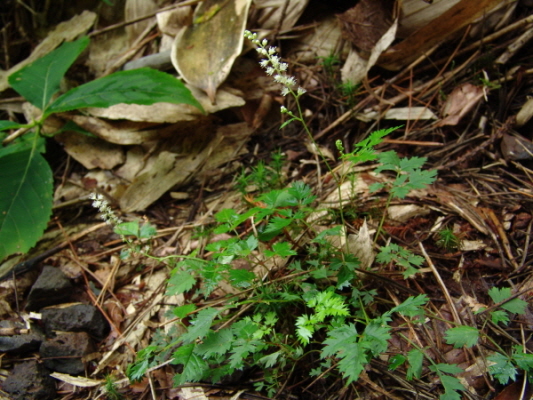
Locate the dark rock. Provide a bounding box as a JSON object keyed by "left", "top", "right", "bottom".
{"left": 40, "top": 332, "right": 93, "bottom": 375}
{"left": 0, "top": 323, "right": 44, "bottom": 353}
{"left": 25, "top": 266, "right": 72, "bottom": 311}
{"left": 42, "top": 303, "right": 110, "bottom": 339}
{"left": 2, "top": 360, "right": 56, "bottom": 400}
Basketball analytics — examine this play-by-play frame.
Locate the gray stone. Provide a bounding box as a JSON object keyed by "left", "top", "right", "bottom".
{"left": 42, "top": 303, "right": 110, "bottom": 339}
{"left": 3, "top": 360, "right": 55, "bottom": 400}
{"left": 40, "top": 332, "right": 93, "bottom": 375}
{"left": 0, "top": 324, "right": 44, "bottom": 353}
{"left": 25, "top": 266, "right": 72, "bottom": 311}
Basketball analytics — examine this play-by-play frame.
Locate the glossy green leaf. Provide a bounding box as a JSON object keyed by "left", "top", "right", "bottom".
{"left": 8, "top": 37, "right": 89, "bottom": 110}
{"left": 0, "top": 149, "right": 53, "bottom": 260}
{"left": 46, "top": 68, "right": 204, "bottom": 116}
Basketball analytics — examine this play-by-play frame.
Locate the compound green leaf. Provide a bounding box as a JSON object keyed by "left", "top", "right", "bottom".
{"left": 46, "top": 68, "right": 204, "bottom": 116}
{"left": 0, "top": 149, "right": 53, "bottom": 261}
{"left": 8, "top": 37, "right": 89, "bottom": 110}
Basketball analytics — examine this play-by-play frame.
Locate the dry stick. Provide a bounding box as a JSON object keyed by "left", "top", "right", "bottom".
{"left": 418, "top": 242, "right": 462, "bottom": 324}
{"left": 482, "top": 207, "right": 520, "bottom": 270}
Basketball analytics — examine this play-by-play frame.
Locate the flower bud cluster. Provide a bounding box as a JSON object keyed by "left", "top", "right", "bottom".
{"left": 90, "top": 193, "right": 123, "bottom": 226}
{"left": 244, "top": 30, "right": 306, "bottom": 98}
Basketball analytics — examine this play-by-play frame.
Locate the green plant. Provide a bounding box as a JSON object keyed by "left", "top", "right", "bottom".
{"left": 236, "top": 149, "right": 285, "bottom": 193}
{"left": 123, "top": 32, "right": 444, "bottom": 397}
{"left": 391, "top": 286, "right": 531, "bottom": 399}
{"left": 104, "top": 374, "right": 123, "bottom": 400}
{"left": 0, "top": 36, "right": 203, "bottom": 262}
{"left": 436, "top": 228, "right": 460, "bottom": 251}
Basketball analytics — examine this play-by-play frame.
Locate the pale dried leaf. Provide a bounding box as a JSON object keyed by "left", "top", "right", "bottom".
{"left": 171, "top": 0, "right": 252, "bottom": 103}
{"left": 357, "top": 107, "right": 437, "bottom": 122}
{"left": 119, "top": 122, "right": 251, "bottom": 211}
{"left": 342, "top": 19, "right": 397, "bottom": 84}
{"left": 398, "top": 0, "right": 462, "bottom": 38}
{"left": 86, "top": 86, "right": 244, "bottom": 123}
{"left": 56, "top": 132, "right": 125, "bottom": 170}
{"left": 388, "top": 204, "right": 430, "bottom": 223}
{"left": 516, "top": 96, "right": 533, "bottom": 127}
{"left": 347, "top": 220, "right": 375, "bottom": 270}
{"left": 180, "top": 387, "right": 209, "bottom": 400}
{"left": 50, "top": 372, "right": 102, "bottom": 388}
{"left": 125, "top": 0, "right": 159, "bottom": 45}
{"left": 438, "top": 83, "right": 484, "bottom": 126}
{"left": 289, "top": 16, "right": 345, "bottom": 63}
{"left": 379, "top": 0, "right": 512, "bottom": 70}
{"left": 254, "top": 0, "right": 309, "bottom": 32}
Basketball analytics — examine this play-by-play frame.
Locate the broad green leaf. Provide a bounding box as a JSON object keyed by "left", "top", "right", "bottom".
{"left": 229, "top": 268, "right": 256, "bottom": 288}
{"left": 440, "top": 375, "right": 464, "bottom": 400}
{"left": 46, "top": 68, "right": 204, "bottom": 116}
{"left": 490, "top": 309, "right": 510, "bottom": 325}
{"left": 9, "top": 37, "right": 89, "bottom": 110}
{"left": 445, "top": 326, "right": 479, "bottom": 348}
{"left": 0, "top": 131, "right": 45, "bottom": 158}
{"left": 172, "top": 304, "right": 196, "bottom": 319}
{"left": 388, "top": 354, "right": 406, "bottom": 370}
{"left": 488, "top": 352, "right": 517, "bottom": 384}
{"left": 166, "top": 270, "right": 196, "bottom": 296}
{"left": 172, "top": 343, "right": 208, "bottom": 385}
{"left": 180, "top": 307, "right": 219, "bottom": 343}
{"left": 0, "top": 149, "right": 53, "bottom": 261}
{"left": 196, "top": 329, "right": 233, "bottom": 358}
{"left": 488, "top": 287, "right": 528, "bottom": 315}
{"left": 406, "top": 348, "right": 424, "bottom": 380}
{"left": 0, "top": 120, "right": 25, "bottom": 131}
{"left": 429, "top": 363, "right": 463, "bottom": 375}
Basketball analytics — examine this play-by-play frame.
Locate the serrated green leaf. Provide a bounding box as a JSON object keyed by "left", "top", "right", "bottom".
{"left": 389, "top": 354, "right": 406, "bottom": 370}
{"left": 114, "top": 221, "right": 140, "bottom": 237}
{"left": 445, "top": 326, "right": 479, "bottom": 348}
{"left": 489, "top": 287, "right": 528, "bottom": 314}
{"left": 229, "top": 268, "right": 256, "bottom": 288}
{"left": 361, "top": 322, "right": 391, "bottom": 355}
{"left": 440, "top": 375, "right": 464, "bottom": 400}
{"left": 172, "top": 343, "right": 208, "bottom": 385}
{"left": 172, "top": 304, "right": 196, "bottom": 319}
{"left": 196, "top": 329, "right": 233, "bottom": 358}
{"left": 0, "top": 148, "right": 53, "bottom": 261}
{"left": 488, "top": 352, "right": 517, "bottom": 384}
{"left": 258, "top": 351, "right": 281, "bottom": 368}
{"left": 512, "top": 348, "right": 533, "bottom": 372}
{"left": 430, "top": 363, "right": 463, "bottom": 375}
{"left": 46, "top": 68, "right": 204, "bottom": 116}
{"left": 180, "top": 307, "right": 219, "bottom": 343}
{"left": 406, "top": 348, "right": 424, "bottom": 380}
{"left": 9, "top": 37, "right": 89, "bottom": 110}
{"left": 490, "top": 309, "right": 510, "bottom": 325}
{"left": 166, "top": 270, "right": 196, "bottom": 296}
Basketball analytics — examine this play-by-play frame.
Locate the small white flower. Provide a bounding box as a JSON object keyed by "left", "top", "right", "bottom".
{"left": 297, "top": 87, "right": 307, "bottom": 96}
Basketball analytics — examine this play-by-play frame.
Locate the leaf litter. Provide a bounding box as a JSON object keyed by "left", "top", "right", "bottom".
{"left": 0, "top": 0, "right": 533, "bottom": 399}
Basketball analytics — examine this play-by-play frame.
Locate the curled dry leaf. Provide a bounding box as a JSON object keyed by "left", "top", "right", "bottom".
{"left": 171, "top": 0, "right": 252, "bottom": 104}
{"left": 438, "top": 83, "right": 484, "bottom": 126}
